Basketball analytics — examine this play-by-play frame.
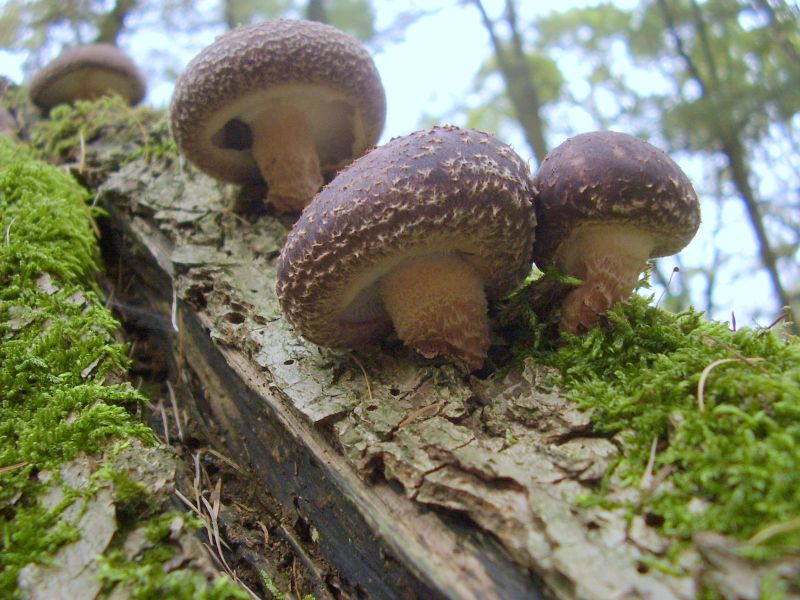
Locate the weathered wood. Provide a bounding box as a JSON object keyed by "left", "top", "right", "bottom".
{"left": 91, "top": 139, "right": 792, "bottom": 598}
{"left": 99, "top": 159, "right": 548, "bottom": 598}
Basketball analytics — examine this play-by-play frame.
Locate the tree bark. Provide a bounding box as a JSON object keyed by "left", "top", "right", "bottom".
{"left": 306, "top": 0, "right": 328, "bottom": 23}
{"left": 21, "top": 95, "right": 797, "bottom": 598}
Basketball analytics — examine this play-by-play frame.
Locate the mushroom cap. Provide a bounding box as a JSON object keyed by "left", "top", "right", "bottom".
{"left": 276, "top": 125, "right": 537, "bottom": 348}
{"left": 169, "top": 19, "right": 386, "bottom": 184}
{"left": 29, "top": 43, "right": 146, "bottom": 111}
{"left": 532, "top": 130, "right": 700, "bottom": 268}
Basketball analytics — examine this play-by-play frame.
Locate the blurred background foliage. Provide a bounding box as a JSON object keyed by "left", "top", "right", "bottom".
{"left": 1, "top": 0, "right": 798, "bottom": 331}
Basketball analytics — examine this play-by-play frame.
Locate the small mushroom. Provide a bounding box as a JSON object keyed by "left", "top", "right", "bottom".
{"left": 169, "top": 19, "right": 386, "bottom": 213}
{"left": 29, "top": 43, "right": 146, "bottom": 112}
{"left": 276, "top": 125, "right": 536, "bottom": 371}
{"left": 532, "top": 130, "right": 701, "bottom": 334}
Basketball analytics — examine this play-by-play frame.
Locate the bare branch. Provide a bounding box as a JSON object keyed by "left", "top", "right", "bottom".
{"left": 469, "top": 0, "right": 549, "bottom": 163}
{"left": 658, "top": 0, "right": 797, "bottom": 331}
{"left": 95, "top": 0, "right": 137, "bottom": 44}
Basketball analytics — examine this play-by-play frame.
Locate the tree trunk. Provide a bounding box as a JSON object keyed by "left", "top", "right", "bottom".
{"left": 658, "top": 0, "right": 798, "bottom": 332}
{"left": 471, "top": 0, "right": 549, "bottom": 165}
{"left": 95, "top": 0, "right": 137, "bottom": 44}
{"left": 306, "top": 0, "right": 328, "bottom": 23}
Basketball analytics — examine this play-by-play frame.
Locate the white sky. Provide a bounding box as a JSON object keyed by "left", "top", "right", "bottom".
{"left": 0, "top": 0, "right": 789, "bottom": 326}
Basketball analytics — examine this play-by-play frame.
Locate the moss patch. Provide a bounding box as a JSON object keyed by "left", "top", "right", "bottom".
{"left": 515, "top": 274, "right": 800, "bottom": 561}
{"left": 27, "top": 95, "right": 176, "bottom": 172}
{"left": 0, "top": 135, "right": 242, "bottom": 598}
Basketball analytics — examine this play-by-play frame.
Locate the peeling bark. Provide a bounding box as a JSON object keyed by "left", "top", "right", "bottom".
{"left": 28, "top": 99, "right": 796, "bottom": 598}
{"left": 94, "top": 154, "right": 686, "bottom": 599}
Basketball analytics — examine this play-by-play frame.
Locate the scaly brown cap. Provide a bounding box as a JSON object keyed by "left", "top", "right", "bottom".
{"left": 276, "top": 125, "right": 537, "bottom": 349}
{"left": 532, "top": 130, "right": 700, "bottom": 268}
{"left": 29, "top": 43, "right": 146, "bottom": 111}
{"left": 169, "top": 19, "right": 386, "bottom": 184}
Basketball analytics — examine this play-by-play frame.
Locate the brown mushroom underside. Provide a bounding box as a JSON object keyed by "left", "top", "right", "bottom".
{"left": 29, "top": 43, "right": 146, "bottom": 111}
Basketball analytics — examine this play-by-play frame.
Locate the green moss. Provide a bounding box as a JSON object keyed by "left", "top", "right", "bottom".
{"left": 0, "top": 135, "right": 236, "bottom": 598}
{"left": 520, "top": 282, "right": 800, "bottom": 559}
{"left": 97, "top": 546, "right": 250, "bottom": 600}
{"left": 0, "top": 140, "right": 97, "bottom": 285}
{"left": 104, "top": 468, "right": 158, "bottom": 524}
{"left": 91, "top": 509, "right": 248, "bottom": 600}
{"left": 0, "top": 135, "right": 153, "bottom": 594}
{"left": 27, "top": 95, "right": 175, "bottom": 167}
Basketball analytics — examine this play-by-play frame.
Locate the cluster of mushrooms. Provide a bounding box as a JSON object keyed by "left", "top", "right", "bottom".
{"left": 28, "top": 20, "right": 702, "bottom": 372}
{"left": 168, "top": 20, "right": 702, "bottom": 371}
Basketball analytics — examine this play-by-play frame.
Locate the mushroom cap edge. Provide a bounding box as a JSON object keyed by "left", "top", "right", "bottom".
{"left": 29, "top": 43, "right": 146, "bottom": 110}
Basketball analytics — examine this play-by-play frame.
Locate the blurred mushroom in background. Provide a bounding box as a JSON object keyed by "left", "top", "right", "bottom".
{"left": 28, "top": 43, "right": 146, "bottom": 113}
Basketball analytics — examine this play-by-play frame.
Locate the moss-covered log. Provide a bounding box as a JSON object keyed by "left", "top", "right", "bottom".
{"left": 9, "top": 94, "right": 800, "bottom": 599}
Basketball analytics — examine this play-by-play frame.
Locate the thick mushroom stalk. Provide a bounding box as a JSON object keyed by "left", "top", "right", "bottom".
{"left": 380, "top": 254, "right": 489, "bottom": 371}
{"left": 250, "top": 105, "right": 324, "bottom": 213}
{"left": 558, "top": 226, "right": 655, "bottom": 334}
{"left": 169, "top": 19, "right": 386, "bottom": 214}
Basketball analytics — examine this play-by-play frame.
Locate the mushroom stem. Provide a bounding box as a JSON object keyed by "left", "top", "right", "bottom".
{"left": 380, "top": 254, "right": 490, "bottom": 371}
{"left": 558, "top": 226, "right": 654, "bottom": 334}
{"left": 250, "top": 105, "right": 324, "bottom": 212}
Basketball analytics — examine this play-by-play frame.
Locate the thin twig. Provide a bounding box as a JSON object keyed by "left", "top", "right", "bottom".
{"left": 174, "top": 488, "right": 202, "bottom": 517}
{"left": 78, "top": 129, "right": 87, "bottom": 172}
{"left": 0, "top": 461, "right": 30, "bottom": 474}
{"left": 203, "top": 448, "right": 246, "bottom": 474}
{"left": 180, "top": 486, "right": 260, "bottom": 600}
{"left": 398, "top": 400, "right": 445, "bottom": 429}
{"left": 648, "top": 464, "right": 676, "bottom": 493}
{"left": 640, "top": 436, "right": 659, "bottom": 489}
{"left": 193, "top": 452, "right": 203, "bottom": 519}
{"left": 171, "top": 285, "right": 180, "bottom": 332}
{"left": 656, "top": 266, "right": 680, "bottom": 308}
{"left": 760, "top": 308, "right": 790, "bottom": 334}
{"left": 748, "top": 516, "right": 800, "bottom": 546}
{"left": 351, "top": 353, "right": 374, "bottom": 404}
{"left": 291, "top": 556, "right": 299, "bottom": 597}
{"left": 166, "top": 380, "right": 184, "bottom": 442}
{"left": 158, "top": 399, "right": 170, "bottom": 445}
{"left": 5, "top": 215, "right": 18, "bottom": 246}
{"left": 257, "top": 520, "right": 271, "bottom": 545}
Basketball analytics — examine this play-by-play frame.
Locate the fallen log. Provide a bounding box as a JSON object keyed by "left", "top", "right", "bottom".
{"left": 19, "top": 96, "right": 800, "bottom": 599}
